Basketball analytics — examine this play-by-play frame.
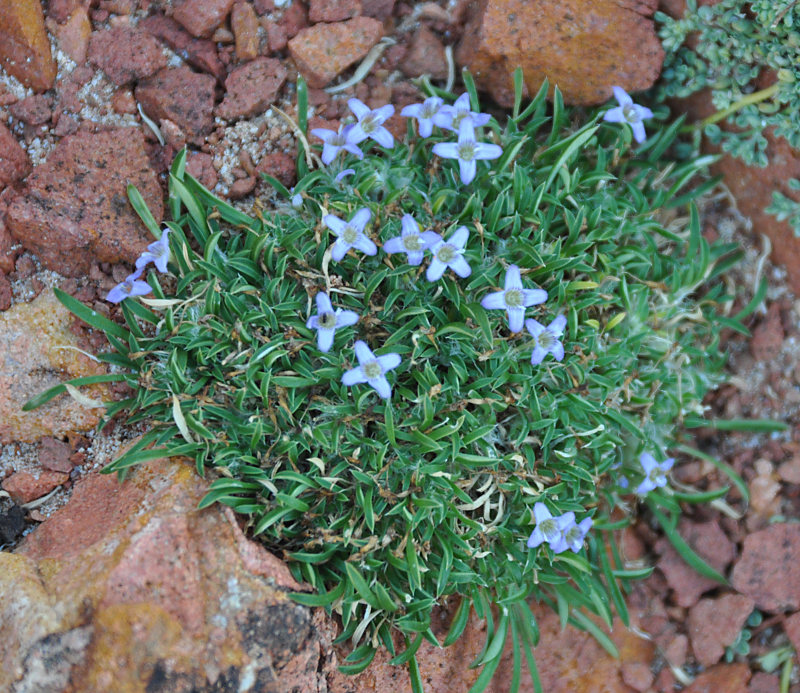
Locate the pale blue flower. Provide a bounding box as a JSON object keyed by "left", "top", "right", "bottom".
{"left": 527, "top": 502, "right": 575, "bottom": 553}
{"left": 401, "top": 96, "right": 444, "bottom": 138}
{"left": 135, "top": 228, "right": 171, "bottom": 273}
{"left": 480, "top": 264, "right": 547, "bottom": 333}
{"left": 526, "top": 314, "right": 567, "bottom": 364}
{"left": 426, "top": 226, "right": 471, "bottom": 281}
{"left": 341, "top": 340, "right": 401, "bottom": 399}
{"left": 603, "top": 86, "right": 654, "bottom": 144}
{"left": 106, "top": 270, "right": 152, "bottom": 303}
{"left": 433, "top": 92, "right": 491, "bottom": 132}
{"left": 432, "top": 119, "right": 502, "bottom": 185}
{"left": 323, "top": 208, "right": 377, "bottom": 261}
{"left": 348, "top": 98, "right": 395, "bottom": 149}
{"left": 306, "top": 291, "right": 359, "bottom": 353}
{"left": 382, "top": 214, "right": 440, "bottom": 265}
{"left": 310, "top": 124, "right": 364, "bottom": 165}
{"left": 557, "top": 517, "right": 593, "bottom": 554}
{"left": 291, "top": 192, "right": 303, "bottom": 209}
{"left": 335, "top": 168, "right": 356, "bottom": 182}
{"left": 636, "top": 452, "right": 674, "bottom": 495}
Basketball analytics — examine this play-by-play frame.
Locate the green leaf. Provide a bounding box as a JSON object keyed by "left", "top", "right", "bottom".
{"left": 443, "top": 596, "right": 471, "bottom": 647}
{"left": 53, "top": 287, "right": 130, "bottom": 341}
{"left": 127, "top": 184, "right": 162, "bottom": 237}
{"left": 344, "top": 562, "right": 380, "bottom": 609}
{"left": 22, "top": 373, "right": 126, "bottom": 411}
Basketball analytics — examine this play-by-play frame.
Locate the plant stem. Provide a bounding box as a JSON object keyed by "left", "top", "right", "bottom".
{"left": 681, "top": 83, "right": 780, "bottom": 132}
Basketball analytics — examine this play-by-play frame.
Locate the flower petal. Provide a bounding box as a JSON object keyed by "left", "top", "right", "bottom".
{"left": 418, "top": 119, "right": 434, "bottom": 137}
{"left": 406, "top": 250, "right": 424, "bottom": 265}
{"left": 373, "top": 104, "right": 395, "bottom": 122}
{"left": 369, "top": 376, "right": 392, "bottom": 399}
{"left": 474, "top": 142, "right": 503, "bottom": 160}
{"left": 661, "top": 457, "right": 675, "bottom": 472}
{"left": 481, "top": 291, "right": 507, "bottom": 310}
{"left": 636, "top": 479, "right": 655, "bottom": 495}
{"left": 420, "top": 230, "right": 441, "bottom": 246}
{"left": 352, "top": 235, "right": 377, "bottom": 256}
{"left": 310, "top": 128, "right": 335, "bottom": 142}
{"left": 426, "top": 258, "right": 446, "bottom": 282}
{"left": 320, "top": 143, "right": 338, "bottom": 165}
{"left": 449, "top": 255, "right": 472, "bottom": 278}
{"left": 306, "top": 315, "right": 319, "bottom": 329}
{"left": 316, "top": 291, "right": 333, "bottom": 314}
{"left": 371, "top": 126, "right": 395, "bottom": 149}
{"left": 635, "top": 105, "right": 654, "bottom": 121}
{"left": 504, "top": 264, "right": 522, "bottom": 291}
{"left": 382, "top": 236, "right": 406, "bottom": 254}
{"left": 551, "top": 340, "right": 565, "bottom": 361}
{"left": 376, "top": 353, "right": 401, "bottom": 372}
{"left": 602, "top": 107, "right": 625, "bottom": 124}
{"left": 611, "top": 85, "right": 633, "bottom": 107}
{"left": 335, "top": 310, "right": 359, "bottom": 328}
{"left": 350, "top": 207, "right": 371, "bottom": 232}
{"left": 527, "top": 527, "right": 545, "bottom": 548}
{"left": 354, "top": 340, "right": 374, "bottom": 364}
{"left": 448, "top": 226, "right": 469, "bottom": 249}
{"left": 401, "top": 214, "right": 419, "bottom": 236}
{"left": 348, "top": 97, "right": 370, "bottom": 120}
{"left": 458, "top": 158, "right": 477, "bottom": 185}
{"left": 471, "top": 113, "right": 491, "bottom": 127}
{"left": 507, "top": 307, "right": 525, "bottom": 333}
{"left": 348, "top": 124, "right": 369, "bottom": 144}
{"left": 521, "top": 288, "right": 548, "bottom": 307}
{"left": 639, "top": 452, "right": 657, "bottom": 473}
{"left": 342, "top": 143, "right": 364, "bottom": 159}
{"left": 323, "top": 214, "right": 347, "bottom": 235}
{"left": 525, "top": 318, "right": 545, "bottom": 338}
{"left": 400, "top": 103, "right": 421, "bottom": 118}
{"left": 631, "top": 121, "right": 647, "bottom": 143}
{"left": 106, "top": 284, "right": 129, "bottom": 303}
{"left": 549, "top": 314, "right": 567, "bottom": 336}
{"left": 331, "top": 239, "right": 349, "bottom": 262}
{"left": 533, "top": 502, "right": 552, "bottom": 523}
{"left": 530, "top": 345, "right": 547, "bottom": 365}
{"left": 317, "top": 327, "right": 335, "bottom": 353}
{"left": 453, "top": 93, "right": 471, "bottom": 110}
{"left": 342, "top": 366, "right": 368, "bottom": 386}
{"left": 432, "top": 142, "right": 460, "bottom": 160}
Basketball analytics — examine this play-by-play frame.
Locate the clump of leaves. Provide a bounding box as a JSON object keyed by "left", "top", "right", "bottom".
{"left": 656, "top": 0, "right": 800, "bottom": 234}
{"left": 28, "top": 72, "right": 757, "bottom": 691}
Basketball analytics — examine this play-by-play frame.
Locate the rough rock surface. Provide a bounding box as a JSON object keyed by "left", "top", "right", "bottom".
{"left": 288, "top": 16, "right": 383, "bottom": 88}
{"left": 141, "top": 15, "right": 226, "bottom": 82}
{"left": 456, "top": 0, "right": 664, "bottom": 107}
{"left": 683, "top": 662, "right": 750, "bottom": 693}
{"left": 135, "top": 66, "right": 216, "bottom": 142}
{"left": 173, "top": 0, "right": 236, "bottom": 38}
{"left": 731, "top": 523, "right": 800, "bottom": 612}
{"left": 5, "top": 127, "right": 163, "bottom": 276}
{"left": 0, "top": 289, "right": 107, "bottom": 444}
{"left": 0, "top": 122, "right": 31, "bottom": 190}
{"left": 0, "top": 0, "right": 57, "bottom": 91}
{"left": 216, "top": 57, "right": 288, "bottom": 120}
{"left": 87, "top": 26, "right": 168, "bottom": 86}
{"left": 54, "top": 6, "right": 91, "bottom": 65}
{"left": 687, "top": 593, "right": 755, "bottom": 667}
{"left": 231, "top": 1, "right": 260, "bottom": 62}
{"left": 308, "top": 0, "right": 362, "bottom": 23}
{"left": 2, "top": 469, "right": 70, "bottom": 504}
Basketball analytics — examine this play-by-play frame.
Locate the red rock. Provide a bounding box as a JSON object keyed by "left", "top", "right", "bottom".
{"left": 663, "top": 632, "right": 688, "bottom": 667}
{"left": 748, "top": 672, "right": 780, "bottom": 693}
{"left": 777, "top": 456, "right": 800, "bottom": 484}
{"left": 621, "top": 662, "right": 654, "bottom": 692}
{"left": 2, "top": 470, "right": 69, "bottom": 504}
{"left": 55, "top": 6, "right": 91, "bottom": 64}
{"left": 173, "top": 0, "right": 236, "bottom": 37}
{"left": 9, "top": 95, "right": 52, "bottom": 126}
{"left": 216, "top": 56, "right": 288, "bottom": 120}
{"left": 111, "top": 88, "right": 137, "bottom": 115}
{"left": 684, "top": 663, "right": 750, "bottom": 693}
{"left": 288, "top": 16, "right": 383, "bottom": 88}
{"left": 0, "top": 123, "right": 31, "bottom": 190}
{"left": 135, "top": 66, "right": 216, "bottom": 142}
{"left": 253, "top": 0, "right": 273, "bottom": 13}
{"left": 279, "top": 0, "right": 308, "bottom": 37}
{"left": 256, "top": 151, "right": 296, "bottom": 188}
{"left": 750, "top": 303, "right": 784, "bottom": 361}
{"left": 308, "top": 0, "right": 362, "bottom": 23}
{"left": 456, "top": 0, "right": 663, "bottom": 107}
{"left": 48, "top": 0, "right": 81, "bottom": 23}
{"left": 231, "top": 1, "right": 260, "bottom": 61}
{"left": 0, "top": 273, "right": 11, "bottom": 310}
{"left": 5, "top": 128, "right": 163, "bottom": 277}
{"left": 732, "top": 523, "right": 800, "bottom": 612}
{"left": 783, "top": 611, "right": 800, "bottom": 655}
{"left": 265, "top": 20, "right": 288, "bottom": 52}
{"left": 141, "top": 15, "right": 226, "bottom": 82}
{"left": 361, "top": 0, "right": 394, "bottom": 20}
{"left": 38, "top": 437, "right": 74, "bottom": 473}
{"left": 0, "top": 0, "right": 58, "bottom": 92}
{"left": 227, "top": 175, "right": 257, "bottom": 199}
{"left": 185, "top": 151, "right": 218, "bottom": 190}
{"left": 688, "top": 593, "right": 755, "bottom": 667}
{"left": 401, "top": 25, "right": 448, "bottom": 80}
{"left": 680, "top": 518, "right": 736, "bottom": 573}
{"left": 88, "top": 26, "right": 168, "bottom": 86}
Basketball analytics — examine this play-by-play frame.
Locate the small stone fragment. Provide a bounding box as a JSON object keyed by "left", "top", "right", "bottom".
{"left": 0, "top": 496, "right": 25, "bottom": 544}
{"left": 783, "top": 611, "right": 800, "bottom": 655}
{"left": 0, "top": 273, "right": 11, "bottom": 310}
{"left": 173, "top": 0, "right": 236, "bottom": 37}
{"left": 39, "top": 437, "right": 74, "bottom": 473}
{"left": 227, "top": 176, "right": 257, "bottom": 199}
{"left": 0, "top": 0, "right": 58, "bottom": 91}
{"left": 256, "top": 151, "right": 296, "bottom": 188}
{"left": 88, "top": 26, "right": 168, "bottom": 86}
{"left": 9, "top": 95, "right": 52, "bottom": 126}
{"left": 777, "top": 456, "right": 800, "bottom": 484}
{"left": 0, "top": 123, "right": 31, "bottom": 189}
{"left": 401, "top": 25, "right": 448, "bottom": 80}
{"left": 288, "top": 16, "right": 383, "bottom": 88}
{"left": 141, "top": 15, "right": 226, "bottom": 81}
{"left": 732, "top": 523, "right": 800, "bottom": 612}
{"left": 688, "top": 594, "right": 755, "bottom": 667}
{"left": 308, "top": 0, "right": 361, "bottom": 23}
{"left": 2, "top": 470, "right": 69, "bottom": 505}
{"left": 217, "top": 57, "right": 288, "bottom": 120}
{"left": 750, "top": 303, "right": 784, "bottom": 361}
{"left": 185, "top": 152, "right": 218, "bottom": 190}
{"left": 684, "top": 663, "right": 750, "bottom": 693}
{"left": 231, "top": 1, "right": 260, "bottom": 61}
{"left": 748, "top": 672, "right": 780, "bottom": 693}
{"left": 135, "top": 66, "right": 216, "bottom": 142}
{"left": 620, "top": 662, "right": 654, "bottom": 692}
{"left": 55, "top": 6, "right": 91, "bottom": 65}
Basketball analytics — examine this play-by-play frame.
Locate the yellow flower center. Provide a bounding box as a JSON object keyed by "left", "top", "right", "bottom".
{"left": 436, "top": 244, "right": 456, "bottom": 263}
{"left": 363, "top": 361, "right": 382, "bottom": 379}
{"left": 342, "top": 226, "right": 358, "bottom": 244}
{"left": 403, "top": 234, "right": 422, "bottom": 251}
{"left": 505, "top": 289, "right": 523, "bottom": 307}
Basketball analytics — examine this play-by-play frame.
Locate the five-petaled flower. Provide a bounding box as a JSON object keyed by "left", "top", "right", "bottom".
{"left": 348, "top": 98, "right": 395, "bottom": 149}
{"left": 432, "top": 119, "right": 503, "bottom": 185}
{"left": 426, "top": 226, "right": 472, "bottom": 281}
{"left": 401, "top": 97, "right": 444, "bottom": 138}
{"left": 527, "top": 502, "right": 575, "bottom": 553}
{"left": 561, "top": 517, "right": 593, "bottom": 553}
{"left": 636, "top": 452, "right": 674, "bottom": 495}
{"left": 306, "top": 291, "right": 359, "bottom": 353}
{"left": 106, "top": 270, "right": 152, "bottom": 303}
{"left": 433, "top": 92, "right": 491, "bottom": 133}
{"left": 526, "top": 314, "right": 566, "bottom": 364}
{"left": 135, "top": 228, "right": 171, "bottom": 273}
{"left": 382, "top": 214, "right": 440, "bottom": 265}
{"left": 324, "top": 208, "right": 377, "bottom": 261}
{"left": 481, "top": 264, "right": 547, "bottom": 333}
{"left": 310, "top": 124, "right": 363, "bottom": 165}
{"left": 603, "top": 86, "right": 654, "bottom": 144}
{"left": 341, "top": 340, "right": 401, "bottom": 399}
